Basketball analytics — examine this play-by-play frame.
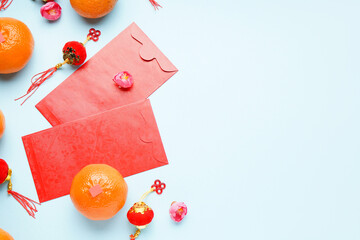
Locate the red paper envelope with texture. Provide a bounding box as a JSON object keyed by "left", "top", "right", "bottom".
{"left": 36, "top": 22, "right": 177, "bottom": 126}
{"left": 22, "top": 100, "right": 168, "bottom": 203}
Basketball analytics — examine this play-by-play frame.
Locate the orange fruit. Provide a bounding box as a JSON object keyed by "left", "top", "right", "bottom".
{"left": 0, "top": 228, "right": 14, "bottom": 240}
{"left": 70, "top": 0, "right": 118, "bottom": 19}
{"left": 0, "top": 17, "right": 34, "bottom": 74}
{"left": 0, "top": 110, "right": 5, "bottom": 138}
{"left": 70, "top": 164, "right": 128, "bottom": 220}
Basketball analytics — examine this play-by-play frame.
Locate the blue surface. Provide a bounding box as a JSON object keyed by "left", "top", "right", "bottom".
{"left": 1, "top": 0, "right": 360, "bottom": 239}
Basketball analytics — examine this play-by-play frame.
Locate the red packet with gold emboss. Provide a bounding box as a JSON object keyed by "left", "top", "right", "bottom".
{"left": 22, "top": 100, "right": 168, "bottom": 203}
{"left": 36, "top": 22, "right": 177, "bottom": 126}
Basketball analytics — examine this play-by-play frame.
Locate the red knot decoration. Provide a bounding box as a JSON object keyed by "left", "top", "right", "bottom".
{"left": 87, "top": 28, "right": 101, "bottom": 42}
{"left": 151, "top": 179, "right": 166, "bottom": 195}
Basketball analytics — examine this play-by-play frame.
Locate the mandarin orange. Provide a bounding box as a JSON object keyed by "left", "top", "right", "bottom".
{"left": 0, "top": 228, "right": 14, "bottom": 240}
{"left": 70, "top": 164, "right": 128, "bottom": 220}
{"left": 0, "top": 110, "right": 5, "bottom": 139}
{"left": 0, "top": 17, "right": 34, "bottom": 74}
{"left": 70, "top": 0, "right": 118, "bottom": 19}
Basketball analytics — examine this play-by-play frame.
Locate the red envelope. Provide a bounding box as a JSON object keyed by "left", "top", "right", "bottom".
{"left": 36, "top": 22, "right": 177, "bottom": 126}
{"left": 22, "top": 100, "right": 168, "bottom": 203}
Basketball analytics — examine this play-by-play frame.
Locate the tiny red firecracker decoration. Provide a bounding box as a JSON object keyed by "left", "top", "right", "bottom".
{"left": 127, "top": 180, "right": 166, "bottom": 240}
{"left": 0, "top": 0, "right": 12, "bottom": 11}
{"left": 15, "top": 28, "right": 101, "bottom": 105}
{"left": 0, "top": 158, "right": 40, "bottom": 218}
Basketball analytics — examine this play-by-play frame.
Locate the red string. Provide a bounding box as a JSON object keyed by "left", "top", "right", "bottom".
{"left": 8, "top": 190, "right": 40, "bottom": 218}
{"left": 15, "top": 67, "right": 57, "bottom": 105}
{"left": 149, "top": 0, "right": 162, "bottom": 10}
{"left": 0, "top": 0, "right": 13, "bottom": 10}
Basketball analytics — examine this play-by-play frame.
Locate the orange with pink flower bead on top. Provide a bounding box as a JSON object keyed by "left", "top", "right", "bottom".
{"left": 127, "top": 180, "right": 166, "bottom": 240}
{"left": 15, "top": 28, "right": 101, "bottom": 105}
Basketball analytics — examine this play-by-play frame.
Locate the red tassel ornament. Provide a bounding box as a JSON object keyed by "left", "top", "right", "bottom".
{"left": 0, "top": 0, "right": 13, "bottom": 11}
{"left": 127, "top": 180, "right": 166, "bottom": 240}
{"left": 15, "top": 28, "right": 101, "bottom": 105}
{"left": 149, "top": 0, "right": 162, "bottom": 10}
{"left": 0, "top": 158, "right": 40, "bottom": 218}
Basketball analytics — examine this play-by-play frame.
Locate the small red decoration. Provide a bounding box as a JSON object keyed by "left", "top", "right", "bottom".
{"left": 62, "top": 41, "right": 87, "bottom": 66}
{"left": 0, "top": 159, "right": 9, "bottom": 183}
{"left": 151, "top": 179, "right": 166, "bottom": 194}
{"left": 149, "top": 0, "right": 162, "bottom": 10}
{"left": 0, "top": 0, "right": 13, "bottom": 11}
{"left": 0, "top": 159, "right": 40, "bottom": 218}
{"left": 127, "top": 180, "right": 166, "bottom": 239}
{"left": 15, "top": 28, "right": 101, "bottom": 105}
{"left": 127, "top": 202, "right": 154, "bottom": 226}
{"left": 87, "top": 28, "right": 101, "bottom": 42}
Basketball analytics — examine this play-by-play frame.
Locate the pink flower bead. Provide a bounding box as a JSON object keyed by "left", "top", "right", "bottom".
{"left": 113, "top": 71, "right": 134, "bottom": 89}
{"left": 40, "top": 2, "right": 62, "bottom": 21}
{"left": 169, "top": 201, "right": 187, "bottom": 222}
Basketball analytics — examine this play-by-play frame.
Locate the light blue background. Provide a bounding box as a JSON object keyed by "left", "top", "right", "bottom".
{"left": 1, "top": 0, "right": 360, "bottom": 239}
